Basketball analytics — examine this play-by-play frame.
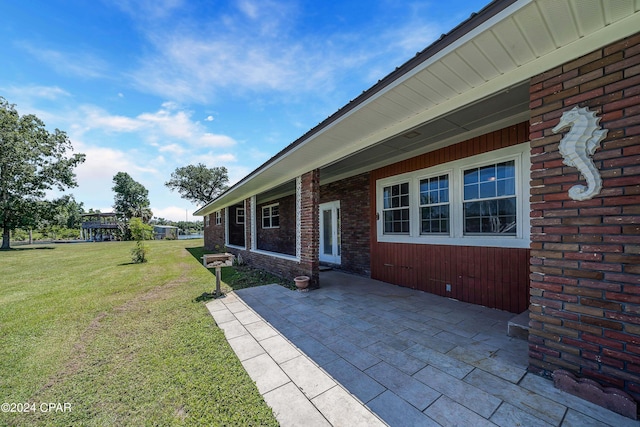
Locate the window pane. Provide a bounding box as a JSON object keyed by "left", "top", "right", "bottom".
{"left": 497, "top": 177, "right": 515, "bottom": 196}
{"left": 272, "top": 205, "right": 279, "bottom": 216}
{"left": 480, "top": 164, "right": 496, "bottom": 182}
{"left": 464, "top": 185, "right": 478, "bottom": 201}
{"left": 323, "top": 210, "right": 332, "bottom": 255}
{"left": 464, "top": 197, "right": 516, "bottom": 235}
{"left": 418, "top": 175, "right": 449, "bottom": 235}
{"left": 272, "top": 216, "right": 279, "bottom": 227}
{"left": 440, "top": 188, "right": 449, "bottom": 203}
{"left": 263, "top": 217, "right": 270, "bottom": 228}
{"left": 480, "top": 181, "right": 495, "bottom": 198}
{"left": 464, "top": 169, "right": 478, "bottom": 185}
{"left": 497, "top": 161, "right": 515, "bottom": 179}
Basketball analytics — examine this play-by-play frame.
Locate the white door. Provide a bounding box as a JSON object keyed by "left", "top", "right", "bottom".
{"left": 319, "top": 201, "right": 341, "bottom": 264}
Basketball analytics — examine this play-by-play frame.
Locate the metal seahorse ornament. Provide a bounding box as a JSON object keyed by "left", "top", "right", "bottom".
{"left": 552, "top": 106, "right": 608, "bottom": 201}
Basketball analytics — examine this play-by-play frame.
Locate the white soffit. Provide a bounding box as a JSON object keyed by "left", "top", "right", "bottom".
{"left": 195, "top": 0, "right": 640, "bottom": 215}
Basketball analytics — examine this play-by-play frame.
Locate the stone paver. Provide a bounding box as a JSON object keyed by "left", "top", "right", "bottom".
{"left": 263, "top": 382, "right": 331, "bottom": 427}
{"left": 206, "top": 271, "right": 635, "bottom": 427}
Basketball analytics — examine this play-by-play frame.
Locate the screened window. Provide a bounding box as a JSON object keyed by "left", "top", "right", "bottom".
{"left": 205, "top": 214, "right": 210, "bottom": 227}
{"left": 419, "top": 174, "right": 450, "bottom": 234}
{"left": 215, "top": 211, "right": 222, "bottom": 225}
{"left": 236, "top": 208, "right": 245, "bottom": 224}
{"left": 262, "top": 204, "right": 279, "bottom": 228}
{"left": 383, "top": 182, "right": 410, "bottom": 234}
{"left": 463, "top": 161, "right": 516, "bottom": 235}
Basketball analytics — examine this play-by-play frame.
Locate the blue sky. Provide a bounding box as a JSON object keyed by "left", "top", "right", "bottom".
{"left": 1, "top": 0, "right": 489, "bottom": 221}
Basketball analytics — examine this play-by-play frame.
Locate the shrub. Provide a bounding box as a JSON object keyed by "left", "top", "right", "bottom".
{"left": 129, "top": 217, "right": 153, "bottom": 263}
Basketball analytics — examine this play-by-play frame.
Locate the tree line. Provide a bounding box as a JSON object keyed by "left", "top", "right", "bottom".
{"left": 1, "top": 97, "right": 228, "bottom": 249}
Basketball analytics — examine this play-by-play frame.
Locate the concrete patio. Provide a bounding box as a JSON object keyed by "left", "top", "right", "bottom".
{"left": 206, "top": 270, "right": 637, "bottom": 426}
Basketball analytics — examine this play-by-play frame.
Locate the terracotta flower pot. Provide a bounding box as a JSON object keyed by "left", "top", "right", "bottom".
{"left": 294, "top": 276, "right": 310, "bottom": 290}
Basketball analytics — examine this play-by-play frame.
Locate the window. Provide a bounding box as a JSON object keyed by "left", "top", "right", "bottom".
{"left": 236, "top": 208, "right": 245, "bottom": 224}
{"left": 262, "top": 204, "right": 279, "bottom": 228}
{"left": 383, "top": 182, "right": 410, "bottom": 234}
{"left": 375, "top": 143, "right": 529, "bottom": 248}
{"left": 205, "top": 214, "right": 210, "bottom": 227}
{"left": 215, "top": 211, "right": 221, "bottom": 225}
{"left": 420, "top": 174, "right": 449, "bottom": 234}
{"left": 463, "top": 161, "right": 516, "bottom": 235}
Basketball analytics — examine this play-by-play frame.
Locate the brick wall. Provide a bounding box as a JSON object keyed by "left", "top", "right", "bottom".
{"left": 320, "top": 172, "right": 371, "bottom": 276}
{"left": 529, "top": 33, "right": 640, "bottom": 402}
{"left": 256, "top": 195, "right": 296, "bottom": 256}
{"left": 221, "top": 172, "right": 321, "bottom": 287}
{"left": 204, "top": 211, "right": 225, "bottom": 251}
{"left": 300, "top": 170, "right": 320, "bottom": 287}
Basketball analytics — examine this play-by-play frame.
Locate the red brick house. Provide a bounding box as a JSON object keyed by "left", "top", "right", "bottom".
{"left": 195, "top": 0, "right": 640, "bottom": 413}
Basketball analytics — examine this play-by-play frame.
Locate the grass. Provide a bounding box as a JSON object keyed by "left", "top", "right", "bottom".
{"left": 0, "top": 239, "right": 279, "bottom": 426}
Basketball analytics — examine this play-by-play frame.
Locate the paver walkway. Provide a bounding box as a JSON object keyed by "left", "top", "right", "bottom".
{"left": 206, "top": 270, "right": 638, "bottom": 426}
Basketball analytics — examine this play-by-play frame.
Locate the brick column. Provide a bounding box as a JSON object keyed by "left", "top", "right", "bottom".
{"left": 529, "top": 33, "right": 640, "bottom": 407}
{"left": 300, "top": 169, "right": 320, "bottom": 288}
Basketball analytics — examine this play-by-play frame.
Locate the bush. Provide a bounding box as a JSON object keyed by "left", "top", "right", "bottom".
{"left": 131, "top": 241, "right": 149, "bottom": 263}
{"left": 129, "top": 217, "right": 153, "bottom": 263}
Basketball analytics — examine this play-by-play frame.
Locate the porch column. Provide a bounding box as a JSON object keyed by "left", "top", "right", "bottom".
{"left": 299, "top": 169, "right": 320, "bottom": 288}
{"left": 528, "top": 34, "right": 640, "bottom": 415}
{"left": 244, "top": 197, "right": 251, "bottom": 252}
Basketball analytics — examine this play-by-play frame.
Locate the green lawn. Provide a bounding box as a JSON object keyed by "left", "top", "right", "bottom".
{"left": 0, "top": 239, "right": 279, "bottom": 426}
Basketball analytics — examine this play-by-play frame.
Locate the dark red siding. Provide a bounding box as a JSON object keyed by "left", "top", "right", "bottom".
{"left": 372, "top": 243, "right": 530, "bottom": 313}
{"left": 369, "top": 122, "right": 531, "bottom": 313}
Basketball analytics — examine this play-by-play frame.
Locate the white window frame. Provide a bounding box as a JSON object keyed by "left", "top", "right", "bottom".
{"left": 375, "top": 143, "right": 530, "bottom": 249}
{"left": 262, "top": 203, "right": 279, "bottom": 229}
{"left": 381, "top": 181, "right": 411, "bottom": 235}
{"left": 418, "top": 172, "right": 451, "bottom": 236}
{"left": 205, "top": 214, "right": 210, "bottom": 227}
{"left": 215, "top": 210, "right": 221, "bottom": 226}
{"left": 236, "top": 207, "right": 245, "bottom": 224}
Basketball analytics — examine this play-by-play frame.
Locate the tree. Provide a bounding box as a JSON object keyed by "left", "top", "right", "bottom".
{"left": 165, "top": 163, "right": 229, "bottom": 206}
{"left": 32, "top": 195, "right": 85, "bottom": 241}
{"left": 112, "top": 172, "right": 152, "bottom": 222}
{"left": 0, "top": 97, "right": 85, "bottom": 249}
{"left": 129, "top": 217, "right": 153, "bottom": 263}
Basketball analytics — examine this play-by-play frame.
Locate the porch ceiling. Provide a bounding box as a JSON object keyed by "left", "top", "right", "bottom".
{"left": 195, "top": 0, "right": 640, "bottom": 216}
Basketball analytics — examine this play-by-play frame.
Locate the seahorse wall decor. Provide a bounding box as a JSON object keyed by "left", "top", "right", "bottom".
{"left": 551, "top": 106, "right": 608, "bottom": 201}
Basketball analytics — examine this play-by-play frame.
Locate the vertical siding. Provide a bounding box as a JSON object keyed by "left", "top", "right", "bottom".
{"left": 369, "top": 122, "right": 531, "bottom": 313}
{"left": 371, "top": 243, "right": 529, "bottom": 313}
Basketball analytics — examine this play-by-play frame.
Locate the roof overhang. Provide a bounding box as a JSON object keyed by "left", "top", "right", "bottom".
{"left": 195, "top": 0, "right": 640, "bottom": 216}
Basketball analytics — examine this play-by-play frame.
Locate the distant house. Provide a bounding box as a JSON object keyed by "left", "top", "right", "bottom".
{"left": 81, "top": 212, "right": 119, "bottom": 241}
{"left": 153, "top": 225, "right": 178, "bottom": 240}
{"left": 195, "top": 0, "right": 640, "bottom": 415}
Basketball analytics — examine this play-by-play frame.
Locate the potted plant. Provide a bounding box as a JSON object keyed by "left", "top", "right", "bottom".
{"left": 294, "top": 276, "right": 310, "bottom": 290}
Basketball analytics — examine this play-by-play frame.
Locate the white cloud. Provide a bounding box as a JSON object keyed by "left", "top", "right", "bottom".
{"left": 199, "top": 133, "right": 236, "bottom": 148}
{"left": 74, "top": 144, "right": 158, "bottom": 185}
{"left": 19, "top": 43, "right": 111, "bottom": 79}
{"left": 238, "top": 0, "right": 259, "bottom": 20}
{"left": 2, "top": 85, "right": 71, "bottom": 100}
{"left": 63, "top": 102, "right": 238, "bottom": 151}
{"left": 205, "top": 115, "right": 214, "bottom": 121}
{"left": 151, "top": 206, "right": 199, "bottom": 222}
{"left": 158, "top": 143, "right": 186, "bottom": 155}
{"left": 81, "top": 105, "right": 145, "bottom": 132}
{"left": 196, "top": 153, "right": 237, "bottom": 165}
